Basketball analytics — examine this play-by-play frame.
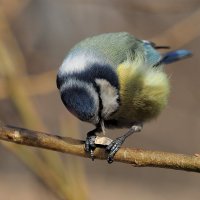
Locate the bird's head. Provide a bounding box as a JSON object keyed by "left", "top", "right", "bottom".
{"left": 57, "top": 49, "right": 120, "bottom": 127}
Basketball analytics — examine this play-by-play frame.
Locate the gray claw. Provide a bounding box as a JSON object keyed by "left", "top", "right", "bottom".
{"left": 85, "top": 135, "right": 96, "bottom": 160}
{"left": 106, "top": 137, "right": 125, "bottom": 164}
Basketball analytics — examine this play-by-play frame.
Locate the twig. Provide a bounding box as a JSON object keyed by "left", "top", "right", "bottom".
{"left": 0, "top": 124, "right": 200, "bottom": 173}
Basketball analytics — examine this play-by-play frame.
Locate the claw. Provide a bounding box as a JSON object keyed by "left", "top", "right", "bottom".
{"left": 105, "top": 123, "right": 143, "bottom": 163}
{"left": 84, "top": 125, "right": 102, "bottom": 161}
{"left": 85, "top": 133, "right": 96, "bottom": 160}
{"left": 106, "top": 137, "right": 125, "bottom": 164}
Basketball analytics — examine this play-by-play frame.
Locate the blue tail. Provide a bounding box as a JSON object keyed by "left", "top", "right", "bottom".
{"left": 153, "top": 49, "right": 192, "bottom": 67}
{"left": 161, "top": 49, "right": 192, "bottom": 64}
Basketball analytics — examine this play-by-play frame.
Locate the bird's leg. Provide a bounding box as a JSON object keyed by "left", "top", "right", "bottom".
{"left": 85, "top": 126, "right": 101, "bottom": 160}
{"left": 106, "top": 123, "right": 143, "bottom": 163}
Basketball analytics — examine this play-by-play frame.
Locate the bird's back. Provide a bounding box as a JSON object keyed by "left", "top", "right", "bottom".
{"left": 71, "top": 32, "right": 143, "bottom": 68}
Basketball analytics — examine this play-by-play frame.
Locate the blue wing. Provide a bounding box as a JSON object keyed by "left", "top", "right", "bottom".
{"left": 142, "top": 40, "right": 192, "bottom": 67}
{"left": 142, "top": 40, "right": 162, "bottom": 66}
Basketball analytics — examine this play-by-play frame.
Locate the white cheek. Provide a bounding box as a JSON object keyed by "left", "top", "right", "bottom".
{"left": 95, "top": 79, "right": 119, "bottom": 119}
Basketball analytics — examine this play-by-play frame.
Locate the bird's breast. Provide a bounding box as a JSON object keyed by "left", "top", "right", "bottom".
{"left": 108, "top": 61, "right": 170, "bottom": 127}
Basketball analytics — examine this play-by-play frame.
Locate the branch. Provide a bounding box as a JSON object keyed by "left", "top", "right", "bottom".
{"left": 0, "top": 124, "right": 200, "bottom": 173}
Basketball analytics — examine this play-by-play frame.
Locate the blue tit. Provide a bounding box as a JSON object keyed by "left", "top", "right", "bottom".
{"left": 56, "top": 32, "right": 192, "bottom": 163}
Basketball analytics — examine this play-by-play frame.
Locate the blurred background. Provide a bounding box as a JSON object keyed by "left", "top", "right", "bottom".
{"left": 0, "top": 0, "right": 200, "bottom": 199}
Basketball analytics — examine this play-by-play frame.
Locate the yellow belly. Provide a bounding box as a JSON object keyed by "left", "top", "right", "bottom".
{"left": 111, "top": 61, "right": 170, "bottom": 123}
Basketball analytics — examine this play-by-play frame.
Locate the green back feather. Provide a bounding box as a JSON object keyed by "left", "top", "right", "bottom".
{"left": 71, "top": 32, "right": 143, "bottom": 68}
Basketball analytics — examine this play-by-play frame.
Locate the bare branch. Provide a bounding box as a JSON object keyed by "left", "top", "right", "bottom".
{"left": 0, "top": 124, "right": 200, "bottom": 173}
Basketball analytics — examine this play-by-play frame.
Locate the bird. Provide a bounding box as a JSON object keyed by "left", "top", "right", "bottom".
{"left": 56, "top": 32, "right": 192, "bottom": 163}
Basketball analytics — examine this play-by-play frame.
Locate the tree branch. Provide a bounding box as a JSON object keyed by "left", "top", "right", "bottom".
{"left": 0, "top": 124, "right": 200, "bottom": 173}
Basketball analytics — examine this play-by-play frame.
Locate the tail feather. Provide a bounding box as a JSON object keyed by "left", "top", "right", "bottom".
{"left": 154, "top": 49, "right": 192, "bottom": 67}
{"left": 161, "top": 49, "right": 192, "bottom": 64}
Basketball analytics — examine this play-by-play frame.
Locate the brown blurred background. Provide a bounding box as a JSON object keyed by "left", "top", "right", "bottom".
{"left": 0, "top": 0, "right": 200, "bottom": 199}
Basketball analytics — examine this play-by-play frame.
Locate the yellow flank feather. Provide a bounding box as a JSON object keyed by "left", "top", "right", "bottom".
{"left": 112, "top": 60, "right": 170, "bottom": 123}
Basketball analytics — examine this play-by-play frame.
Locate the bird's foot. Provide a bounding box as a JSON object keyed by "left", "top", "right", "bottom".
{"left": 105, "top": 123, "right": 143, "bottom": 163}
{"left": 106, "top": 136, "right": 125, "bottom": 164}
{"left": 85, "top": 132, "right": 97, "bottom": 161}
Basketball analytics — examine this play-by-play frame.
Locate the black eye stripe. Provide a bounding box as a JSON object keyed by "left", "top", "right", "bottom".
{"left": 57, "top": 63, "right": 119, "bottom": 90}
